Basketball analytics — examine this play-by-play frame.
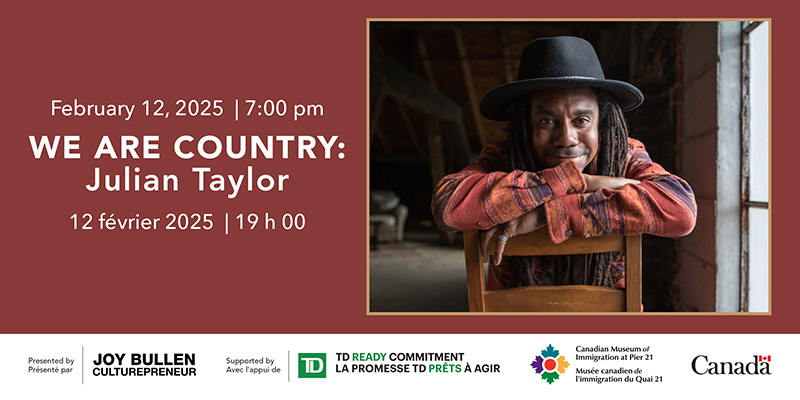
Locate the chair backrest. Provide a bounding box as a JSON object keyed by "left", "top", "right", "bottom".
{"left": 463, "top": 228, "right": 642, "bottom": 312}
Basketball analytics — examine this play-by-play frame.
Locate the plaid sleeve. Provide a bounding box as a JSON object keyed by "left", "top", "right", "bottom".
{"left": 543, "top": 138, "right": 697, "bottom": 243}
{"left": 432, "top": 143, "right": 587, "bottom": 231}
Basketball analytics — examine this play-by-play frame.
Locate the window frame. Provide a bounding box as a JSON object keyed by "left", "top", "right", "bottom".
{"left": 739, "top": 20, "right": 770, "bottom": 312}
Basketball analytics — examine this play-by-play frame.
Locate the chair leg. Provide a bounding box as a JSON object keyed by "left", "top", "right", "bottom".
{"left": 464, "top": 231, "right": 486, "bottom": 312}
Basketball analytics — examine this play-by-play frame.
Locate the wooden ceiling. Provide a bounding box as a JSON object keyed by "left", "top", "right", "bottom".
{"left": 370, "top": 22, "right": 637, "bottom": 169}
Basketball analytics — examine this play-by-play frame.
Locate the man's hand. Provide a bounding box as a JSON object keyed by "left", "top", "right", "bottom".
{"left": 480, "top": 206, "right": 546, "bottom": 266}
{"left": 583, "top": 174, "right": 640, "bottom": 192}
{"left": 478, "top": 175, "right": 639, "bottom": 266}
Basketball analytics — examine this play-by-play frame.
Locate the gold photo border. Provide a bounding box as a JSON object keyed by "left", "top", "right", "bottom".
{"left": 365, "top": 18, "right": 772, "bottom": 317}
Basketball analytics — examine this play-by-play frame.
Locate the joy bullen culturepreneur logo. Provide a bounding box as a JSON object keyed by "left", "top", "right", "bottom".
{"left": 298, "top": 353, "right": 326, "bottom": 378}
{"left": 691, "top": 354, "right": 772, "bottom": 375}
{"left": 531, "top": 345, "right": 570, "bottom": 384}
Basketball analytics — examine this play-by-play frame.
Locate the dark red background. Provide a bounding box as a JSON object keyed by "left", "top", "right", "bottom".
{"left": 0, "top": 2, "right": 790, "bottom": 333}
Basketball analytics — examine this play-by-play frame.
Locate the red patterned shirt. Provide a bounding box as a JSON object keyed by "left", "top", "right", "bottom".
{"left": 431, "top": 138, "right": 696, "bottom": 288}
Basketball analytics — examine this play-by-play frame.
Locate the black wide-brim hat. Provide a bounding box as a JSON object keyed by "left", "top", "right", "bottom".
{"left": 480, "top": 36, "right": 644, "bottom": 121}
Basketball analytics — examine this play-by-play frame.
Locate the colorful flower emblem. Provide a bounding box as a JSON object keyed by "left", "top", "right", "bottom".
{"left": 531, "top": 344, "right": 570, "bottom": 384}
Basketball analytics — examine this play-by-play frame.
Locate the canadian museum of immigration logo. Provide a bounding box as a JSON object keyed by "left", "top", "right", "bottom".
{"left": 531, "top": 344, "right": 570, "bottom": 384}
{"left": 298, "top": 353, "right": 326, "bottom": 378}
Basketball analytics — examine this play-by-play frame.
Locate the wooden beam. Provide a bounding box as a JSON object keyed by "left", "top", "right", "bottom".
{"left": 501, "top": 30, "right": 516, "bottom": 84}
{"left": 370, "top": 48, "right": 462, "bottom": 122}
{"left": 447, "top": 119, "right": 473, "bottom": 168}
{"left": 370, "top": 78, "right": 387, "bottom": 141}
{"left": 427, "top": 118, "right": 445, "bottom": 183}
{"left": 454, "top": 29, "right": 488, "bottom": 147}
{"left": 372, "top": 129, "right": 393, "bottom": 155}
{"left": 370, "top": 46, "right": 473, "bottom": 169}
{"left": 417, "top": 33, "right": 439, "bottom": 91}
{"left": 395, "top": 100, "right": 423, "bottom": 153}
{"left": 419, "top": 33, "right": 472, "bottom": 165}
{"left": 427, "top": 117, "right": 455, "bottom": 245}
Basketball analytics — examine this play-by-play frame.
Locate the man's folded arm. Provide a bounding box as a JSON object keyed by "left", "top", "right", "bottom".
{"left": 431, "top": 143, "right": 587, "bottom": 232}
{"left": 542, "top": 139, "right": 697, "bottom": 243}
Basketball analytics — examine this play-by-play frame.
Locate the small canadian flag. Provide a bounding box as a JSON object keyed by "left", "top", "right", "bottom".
{"left": 759, "top": 355, "right": 771, "bottom": 362}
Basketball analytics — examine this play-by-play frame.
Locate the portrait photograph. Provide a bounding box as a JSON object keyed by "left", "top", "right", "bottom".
{"left": 368, "top": 20, "right": 770, "bottom": 314}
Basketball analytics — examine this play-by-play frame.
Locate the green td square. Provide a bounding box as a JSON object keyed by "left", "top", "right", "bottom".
{"left": 298, "top": 353, "right": 326, "bottom": 378}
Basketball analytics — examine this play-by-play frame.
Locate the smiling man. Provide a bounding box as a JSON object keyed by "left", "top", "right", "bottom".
{"left": 432, "top": 36, "right": 696, "bottom": 289}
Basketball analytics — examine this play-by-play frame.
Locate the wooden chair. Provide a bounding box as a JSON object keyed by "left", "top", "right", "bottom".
{"left": 464, "top": 228, "right": 642, "bottom": 312}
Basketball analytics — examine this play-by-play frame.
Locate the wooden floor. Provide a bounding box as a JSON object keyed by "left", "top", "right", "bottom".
{"left": 369, "top": 231, "right": 469, "bottom": 312}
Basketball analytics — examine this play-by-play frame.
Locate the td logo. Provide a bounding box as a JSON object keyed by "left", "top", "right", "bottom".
{"left": 298, "top": 353, "right": 326, "bottom": 378}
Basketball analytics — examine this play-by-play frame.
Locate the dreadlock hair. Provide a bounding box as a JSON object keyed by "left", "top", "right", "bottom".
{"left": 504, "top": 88, "right": 629, "bottom": 287}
